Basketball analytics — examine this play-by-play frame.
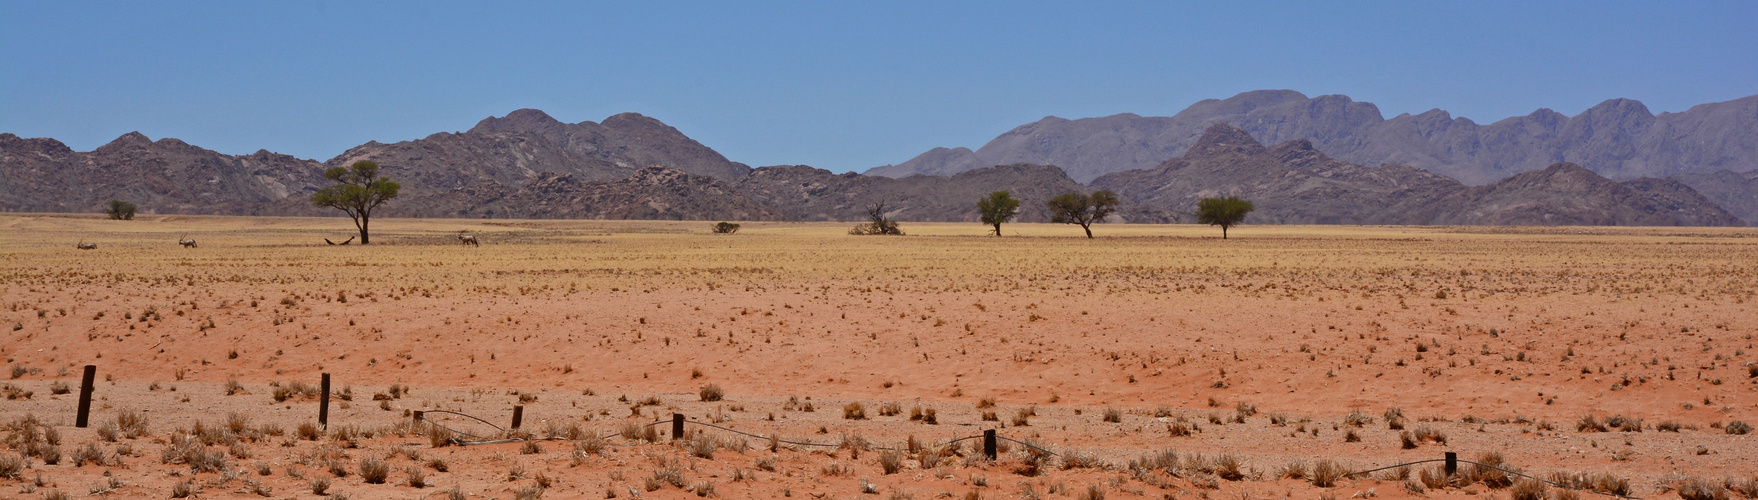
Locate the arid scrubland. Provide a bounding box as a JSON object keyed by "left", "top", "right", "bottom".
{"left": 2, "top": 214, "right": 1755, "bottom": 499}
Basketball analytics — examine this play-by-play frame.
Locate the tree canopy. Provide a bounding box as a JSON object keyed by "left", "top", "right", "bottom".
{"left": 311, "top": 161, "right": 400, "bottom": 245}
{"left": 1196, "top": 196, "right": 1255, "bottom": 239}
{"left": 976, "top": 191, "right": 1020, "bottom": 236}
{"left": 105, "top": 200, "right": 136, "bottom": 220}
{"left": 1046, "top": 190, "right": 1118, "bottom": 238}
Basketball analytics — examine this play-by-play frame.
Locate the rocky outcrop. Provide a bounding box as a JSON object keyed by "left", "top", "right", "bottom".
{"left": 468, "top": 109, "right": 751, "bottom": 181}
{"left": 417, "top": 166, "right": 780, "bottom": 220}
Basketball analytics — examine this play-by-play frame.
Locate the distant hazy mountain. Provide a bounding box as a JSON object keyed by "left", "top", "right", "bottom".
{"left": 870, "top": 90, "right": 1758, "bottom": 185}
{"left": 1091, "top": 124, "right": 1742, "bottom": 227}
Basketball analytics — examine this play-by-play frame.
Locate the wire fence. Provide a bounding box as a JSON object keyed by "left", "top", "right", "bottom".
{"left": 418, "top": 410, "right": 1641, "bottom": 500}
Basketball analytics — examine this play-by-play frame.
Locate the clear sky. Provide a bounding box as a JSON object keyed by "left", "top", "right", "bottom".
{"left": 3, "top": 1, "right": 1755, "bottom": 173}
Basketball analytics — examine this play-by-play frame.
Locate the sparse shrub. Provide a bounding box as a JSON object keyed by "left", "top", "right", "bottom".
{"left": 844, "top": 402, "right": 867, "bottom": 420}
{"left": 297, "top": 422, "right": 320, "bottom": 441}
{"left": 712, "top": 222, "right": 741, "bottom": 234}
{"left": 311, "top": 477, "right": 330, "bottom": 495}
{"left": 1343, "top": 411, "right": 1372, "bottom": 427}
{"left": 1510, "top": 477, "right": 1548, "bottom": 500}
{"left": 406, "top": 466, "right": 427, "bottom": 488}
{"left": 879, "top": 449, "right": 904, "bottom": 474}
{"left": 360, "top": 457, "right": 390, "bottom": 484}
{"left": 879, "top": 402, "right": 903, "bottom": 416}
{"left": 687, "top": 433, "right": 715, "bottom": 459}
{"left": 1466, "top": 452, "right": 1512, "bottom": 488}
{"left": 48, "top": 381, "right": 69, "bottom": 395}
{"left": 72, "top": 442, "right": 104, "bottom": 466}
{"left": 521, "top": 440, "right": 543, "bottom": 455}
{"left": 698, "top": 384, "right": 723, "bottom": 402}
{"left": 0, "top": 453, "right": 23, "bottom": 479}
{"left": 1311, "top": 459, "right": 1347, "bottom": 487}
{"left": 1102, "top": 408, "right": 1122, "bottom": 423}
{"left": 1727, "top": 421, "right": 1751, "bottom": 435}
{"left": 428, "top": 424, "right": 455, "bottom": 447}
{"left": 1677, "top": 476, "right": 1729, "bottom": 500}
{"left": 1413, "top": 426, "right": 1447, "bottom": 444}
{"left": 1577, "top": 415, "right": 1607, "bottom": 432}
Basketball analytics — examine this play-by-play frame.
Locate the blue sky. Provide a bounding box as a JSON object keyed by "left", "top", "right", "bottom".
{"left": 3, "top": 1, "right": 1755, "bottom": 172}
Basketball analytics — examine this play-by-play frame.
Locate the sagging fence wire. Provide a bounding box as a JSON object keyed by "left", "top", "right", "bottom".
{"left": 418, "top": 410, "right": 1640, "bottom": 499}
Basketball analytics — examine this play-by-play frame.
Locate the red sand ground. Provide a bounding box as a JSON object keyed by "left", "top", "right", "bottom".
{"left": 2, "top": 216, "right": 1754, "bottom": 499}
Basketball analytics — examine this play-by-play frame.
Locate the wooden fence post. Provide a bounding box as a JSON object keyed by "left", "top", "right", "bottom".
{"left": 319, "top": 373, "right": 331, "bottom": 429}
{"left": 1445, "top": 452, "right": 1457, "bottom": 476}
{"left": 511, "top": 406, "right": 524, "bottom": 430}
{"left": 75, "top": 365, "right": 96, "bottom": 428}
{"left": 672, "top": 413, "right": 685, "bottom": 440}
{"left": 983, "top": 429, "right": 997, "bottom": 460}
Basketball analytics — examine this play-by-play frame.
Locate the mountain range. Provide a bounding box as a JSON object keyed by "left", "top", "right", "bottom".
{"left": 2, "top": 96, "right": 1753, "bottom": 227}
{"left": 1092, "top": 123, "right": 1740, "bottom": 226}
{"left": 870, "top": 90, "right": 1758, "bottom": 186}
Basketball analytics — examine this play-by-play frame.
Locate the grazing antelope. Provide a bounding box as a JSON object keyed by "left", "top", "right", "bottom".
{"left": 179, "top": 238, "right": 197, "bottom": 248}
{"left": 457, "top": 233, "right": 479, "bottom": 246}
{"left": 76, "top": 241, "right": 97, "bottom": 250}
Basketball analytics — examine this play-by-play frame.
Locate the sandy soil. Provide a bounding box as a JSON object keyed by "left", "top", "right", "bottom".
{"left": 1, "top": 214, "right": 1755, "bottom": 499}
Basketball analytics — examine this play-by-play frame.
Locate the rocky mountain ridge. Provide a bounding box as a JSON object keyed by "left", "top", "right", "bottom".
{"left": 1091, "top": 124, "right": 1742, "bottom": 227}
{"left": 1, "top": 108, "right": 1748, "bottom": 226}
{"left": 871, "top": 90, "right": 1758, "bottom": 186}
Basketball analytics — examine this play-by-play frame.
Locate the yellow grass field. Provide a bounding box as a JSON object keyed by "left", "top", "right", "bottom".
{"left": 2, "top": 213, "right": 1755, "bottom": 499}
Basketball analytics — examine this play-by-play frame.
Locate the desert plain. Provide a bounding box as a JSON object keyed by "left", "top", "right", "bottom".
{"left": 1, "top": 214, "right": 1755, "bottom": 500}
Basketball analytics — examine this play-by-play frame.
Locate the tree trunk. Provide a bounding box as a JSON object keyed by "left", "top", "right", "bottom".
{"left": 359, "top": 216, "right": 371, "bottom": 245}
{"left": 992, "top": 223, "right": 1002, "bottom": 236}
{"left": 1082, "top": 223, "right": 1093, "bottom": 239}
{"left": 1221, "top": 225, "right": 1228, "bottom": 239}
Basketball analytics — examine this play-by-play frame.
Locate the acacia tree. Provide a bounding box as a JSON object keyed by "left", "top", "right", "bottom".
{"left": 849, "top": 201, "right": 903, "bottom": 235}
{"left": 311, "top": 161, "right": 400, "bottom": 245}
{"left": 1196, "top": 196, "right": 1255, "bottom": 239}
{"left": 105, "top": 200, "right": 137, "bottom": 220}
{"left": 1046, "top": 190, "right": 1118, "bottom": 238}
{"left": 976, "top": 191, "right": 1020, "bottom": 236}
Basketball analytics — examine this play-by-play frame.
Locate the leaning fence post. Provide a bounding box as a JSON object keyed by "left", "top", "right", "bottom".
{"left": 412, "top": 411, "right": 424, "bottom": 423}
{"left": 1445, "top": 452, "right": 1457, "bottom": 475}
{"left": 511, "top": 405, "right": 524, "bottom": 430}
{"left": 672, "top": 413, "right": 685, "bottom": 440}
{"left": 983, "top": 429, "right": 997, "bottom": 460}
{"left": 75, "top": 365, "right": 97, "bottom": 428}
{"left": 319, "top": 373, "right": 331, "bottom": 430}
